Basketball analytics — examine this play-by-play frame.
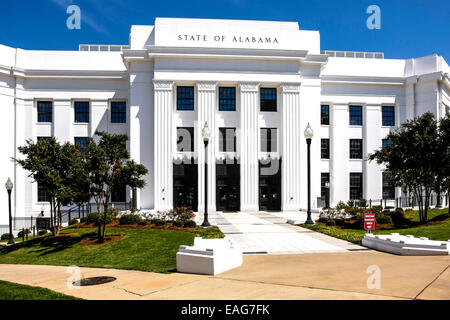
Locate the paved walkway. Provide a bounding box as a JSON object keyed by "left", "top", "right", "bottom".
{"left": 1, "top": 251, "right": 449, "bottom": 299}
{"left": 195, "top": 211, "right": 364, "bottom": 254}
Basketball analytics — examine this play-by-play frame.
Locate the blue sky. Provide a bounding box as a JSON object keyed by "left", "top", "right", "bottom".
{"left": 1, "top": 0, "right": 449, "bottom": 61}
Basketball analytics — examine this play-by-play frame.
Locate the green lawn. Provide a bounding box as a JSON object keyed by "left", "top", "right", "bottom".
{"left": 303, "top": 208, "right": 450, "bottom": 244}
{"left": 0, "top": 280, "right": 81, "bottom": 300}
{"left": 0, "top": 226, "right": 223, "bottom": 273}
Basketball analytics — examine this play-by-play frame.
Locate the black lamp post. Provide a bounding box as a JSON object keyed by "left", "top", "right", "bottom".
{"left": 304, "top": 123, "right": 314, "bottom": 225}
{"left": 201, "top": 122, "right": 211, "bottom": 227}
{"left": 5, "top": 177, "right": 15, "bottom": 245}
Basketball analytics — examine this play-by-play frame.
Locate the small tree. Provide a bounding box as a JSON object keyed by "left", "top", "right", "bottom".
{"left": 369, "top": 112, "right": 448, "bottom": 223}
{"left": 116, "top": 160, "right": 148, "bottom": 211}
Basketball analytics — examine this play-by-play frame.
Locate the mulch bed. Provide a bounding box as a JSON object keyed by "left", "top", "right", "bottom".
{"left": 78, "top": 235, "right": 123, "bottom": 246}
{"left": 75, "top": 220, "right": 198, "bottom": 232}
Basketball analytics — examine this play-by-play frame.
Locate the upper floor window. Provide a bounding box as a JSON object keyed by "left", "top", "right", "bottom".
{"left": 260, "top": 88, "right": 277, "bottom": 112}
{"left": 382, "top": 106, "right": 395, "bottom": 126}
{"left": 219, "top": 87, "right": 236, "bottom": 111}
{"left": 321, "top": 105, "right": 330, "bottom": 125}
{"left": 74, "top": 101, "right": 90, "bottom": 123}
{"left": 382, "top": 172, "right": 395, "bottom": 200}
{"left": 111, "top": 184, "right": 126, "bottom": 203}
{"left": 349, "top": 139, "right": 363, "bottom": 159}
{"left": 349, "top": 173, "right": 363, "bottom": 200}
{"left": 74, "top": 137, "right": 90, "bottom": 153}
{"left": 37, "top": 101, "right": 53, "bottom": 123}
{"left": 177, "top": 86, "right": 194, "bottom": 111}
{"left": 382, "top": 139, "right": 392, "bottom": 149}
{"left": 219, "top": 128, "right": 236, "bottom": 152}
{"left": 37, "top": 183, "right": 50, "bottom": 202}
{"left": 260, "top": 128, "right": 277, "bottom": 152}
{"left": 37, "top": 136, "right": 51, "bottom": 142}
{"left": 321, "top": 139, "right": 330, "bottom": 159}
{"left": 111, "top": 101, "right": 126, "bottom": 123}
{"left": 177, "top": 127, "right": 194, "bottom": 152}
{"left": 349, "top": 106, "right": 362, "bottom": 126}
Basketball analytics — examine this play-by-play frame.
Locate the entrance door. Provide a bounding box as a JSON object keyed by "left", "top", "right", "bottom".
{"left": 259, "top": 159, "right": 281, "bottom": 211}
{"left": 173, "top": 163, "right": 198, "bottom": 211}
{"left": 216, "top": 163, "right": 240, "bottom": 211}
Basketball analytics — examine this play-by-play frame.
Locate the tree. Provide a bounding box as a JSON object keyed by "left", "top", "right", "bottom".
{"left": 116, "top": 160, "right": 148, "bottom": 211}
{"left": 437, "top": 114, "right": 450, "bottom": 206}
{"left": 369, "top": 112, "right": 448, "bottom": 223}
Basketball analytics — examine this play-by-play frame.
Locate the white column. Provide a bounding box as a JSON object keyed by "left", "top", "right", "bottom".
{"left": 281, "top": 83, "right": 301, "bottom": 210}
{"left": 239, "top": 82, "right": 259, "bottom": 211}
{"left": 53, "top": 99, "right": 71, "bottom": 143}
{"left": 153, "top": 80, "right": 174, "bottom": 211}
{"left": 363, "top": 104, "right": 382, "bottom": 201}
{"left": 330, "top": 103, "right": 349, "bottom": 206}
{"left": 197, "top": 82, "right": 217, "bottom": 212}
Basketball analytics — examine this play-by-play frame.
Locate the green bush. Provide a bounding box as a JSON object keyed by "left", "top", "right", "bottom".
{"left": 193, "top": 226, "right": 225, "bottom": 239}
{"left": 376, "top": 215, "right": 393, "bottom": 225}
{"left": 391, "top": 208, "right": 406, "bottom": 226}
{"left": 354, "top": 215, "right": 365, "bottom": 229}
{"left": 17, "top": 229, "right": 30, "bottom": 237}
{"left": 81, "top": 212, "right": 113, "bottom": 226}
{"left": 335, "top": 218, "right": 345, "bottom": 226}
{"left": 1, "top": 233, "right": 11, "bottom": 240}
{"left": 371, "top": 206, "right": 382, "bottom": 215}
{"left": 173, "top": 220, "right": 184, "bottom": 227}
{"left": 119, "top": 214, "right": 141, "bottom": 225}
{"left": 184, "top": 220, "right": 197, "bottom": 228}
{"left": 68, "top": 219, "right": 78, "bottom": 226}
{"left": 152, "top": 219, "right": 166, "bottom": 226}
{"left": 318, "top": 217, "right": 329, "bottom": 224}
{"left": 138, "top": 220, "right": 147, "bottom": 226}
{"left": 38, "top": 230, "right": 48, "bottom": 236}
{"left": 382, "top": 209, "right": 391, "bottom": 215}
{"left": 326, "top": 219, "right": 336, "bottom": 226}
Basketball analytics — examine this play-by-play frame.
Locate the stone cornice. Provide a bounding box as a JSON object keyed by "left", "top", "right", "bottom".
{"left": 153, "top": 80, "right": 174, "bottom": 91}
{"left": 239, "top": 82, "right": 259, "bottom": 92}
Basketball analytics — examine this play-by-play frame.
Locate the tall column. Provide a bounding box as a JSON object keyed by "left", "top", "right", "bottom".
{"left": 153, "top": 80, "right": 174, "bottom": 211}
{"left": 239, "top": 82, "right": 259, "bottom": 211}
{"left": 281, "top": 83, "right": 301, "bottom": 210}
{"left": 197, "top": 82, "right": 217, "bottom": 212}
{"left": 363, "top": 104, "right": 382, "bottom": 201}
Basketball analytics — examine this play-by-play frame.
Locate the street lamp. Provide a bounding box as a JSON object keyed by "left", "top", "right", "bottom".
{"left": 304, "top": 123, "right": 314, "bottom": 225}
{"left": 5, "top": 177, "right": 14, "bottom": 245}
{"left": 201, "top": 122, "right": 211, "bottom": 227}
{"left": 40, "top": 205, "right": 45, "bottom": 217}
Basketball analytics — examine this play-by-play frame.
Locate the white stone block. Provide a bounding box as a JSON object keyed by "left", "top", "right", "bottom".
{"left": 176, "top": 237, "right": 243, "bottom": 275}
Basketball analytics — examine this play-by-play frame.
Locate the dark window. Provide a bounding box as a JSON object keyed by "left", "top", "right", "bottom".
{"left": 74, "top": 101, "right": 90, "bottom": 123}
{"left": 219, "top": 87, "right": 236, "bottom": 111}
{"left": 349, "top": 106, "right": 362, "bottom": 125}
{"left": 177, "top": 86, "right": 194, "bottom": 110}
{"left": 321, "top": 139, "right": 330, "bottom": 159}
{"left": 177, "top": 127, "right": 194, "bottom": 152}
{"left": 382, "top": 172, "right": 395, "bottom": 200}
{"left": 321, "top": 173, "right": 330, "bottom": 206}
{"left": 219, "top": 128, "right": 236, "bottom": 152}
{"left": 260, "top": 88, "right": 277, "bottom": 112}
{"left": 260, "top": 128, "right": 277, "bottom": 152}
{"left": 38, "top": 183, "right": 50, "bottom": 202}
{"left": 321, "top": 105, "right": 330, "bottom": 125}
{"left": 382, "top": 106, "right": 395, "bottom": 126}
{"left": 349, "top": 173, "right": 363, "bottom": 200}
{"left": 111, "top": 101, "right": 126, "bottom": 123}
{"left": 349, "top": 139, "right": 363, "bottom": 159}
{"left": 37, "top": 101, "right": 52, "bottom": 123}
{"left": 382, "top": 139, "right": 392, "bottom": 149}
{"left": 111, "top": 184, "right": 126, "bottom": 203}
{"left": 37, "top": 136, "right": 51, "bottom": 142}
{"left": 74, "top": 137, "right": 90, "bottom": 148}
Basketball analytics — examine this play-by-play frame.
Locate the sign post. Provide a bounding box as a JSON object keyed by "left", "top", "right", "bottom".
{"left": 364, "top": 213, "right": 376, "bottom": 233}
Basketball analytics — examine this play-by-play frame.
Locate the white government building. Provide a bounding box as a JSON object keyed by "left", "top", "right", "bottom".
{"left": 1, "top": 17, "right": 449, "bottom": 224}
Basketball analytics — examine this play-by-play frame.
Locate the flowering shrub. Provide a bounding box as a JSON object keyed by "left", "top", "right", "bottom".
{"left": 174, "top": 206, "right": 195, "bottom": 221}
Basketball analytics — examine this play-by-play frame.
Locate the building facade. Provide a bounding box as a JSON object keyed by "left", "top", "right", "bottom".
{"left": 1, "top": 18, "right": 449, "bottom": 223}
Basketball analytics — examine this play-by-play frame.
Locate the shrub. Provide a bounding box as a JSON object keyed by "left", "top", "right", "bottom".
{"left": 318, "top": 217, "right": 329, "bottom": 224}
{"left": 38, "top": 230, "right": 48, "bottom": 236}
{"left": 335, "top": 201, "right": 349, "bottom": 211}
{"left": 119, "top": 214, "right": 141, "bottom": 225}
{"left": 1, "top": 233, "right": 11, "bottom": 240}
{"left": 354, "top": 215, "right": 365, "bottom": 229}
{"left": 18, "top": 229, "right": 30, "bottom": 237}
{"left": 152, "top": 219, "right": 166, "bottom": 226}
{"left": 68, "top": 219, "right": 78, "bottom": 226}
{"left": 81, "top": 212, "right": 113, "bottom": 226}
{"left": 335, "top": 218, "right": 345, "bottom": 226}
{"left": 371, "top": 206, "right": 382, "bottom": 216}
{"left": 376, "top": 215, "right": 393, "bottom": 225}
{"left": 173, "top": 220, "right": 184, "bottom": 227}
{"left": 174, "top": 206, "right": 195, "bottom": 221}
{"left": 382, "top": 209, "right": 391, "bottom": 215}
{"left": 326, "top": 219, "right": 336, "bottom": 226}
{"left": 391, "top": 208, "right": 406, "bottom": 226}
{"left": 184, "top": 220, "right": 197, "bottom": 228}
{"left": 138, "top": 220, "right": 148, "bottom": 226}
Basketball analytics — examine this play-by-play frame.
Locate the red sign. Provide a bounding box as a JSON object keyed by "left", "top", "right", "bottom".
{"left": 364, "top": 213, "right": 376, "bottom": 230}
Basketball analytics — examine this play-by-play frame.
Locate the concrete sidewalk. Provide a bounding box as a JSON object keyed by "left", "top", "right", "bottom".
{"left": 1, "top": 251, "right": 448, "bottom": 300}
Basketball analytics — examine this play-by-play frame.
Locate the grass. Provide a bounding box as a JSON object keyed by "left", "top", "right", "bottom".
{"left": 0, "top": 225, "right": 224, "bottom": 273}
{"left": 303, "top": 208, "right": 450, "bottom": 244}
{"left": 0, "top": 280, "right": 81, "bottom": 300}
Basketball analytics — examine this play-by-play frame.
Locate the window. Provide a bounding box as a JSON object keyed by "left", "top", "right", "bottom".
{"left": 219, "top": 87, "right": 236, "bottom": 111}
{"left": 219, "top": 128, "right": 236, "bottom": 152}
{"left": 349, "top": 139, "right": 363, "bottom": 159}
{"left": 349, "top": 173, "right": 363, "bottom": 200}
{"left": 37, "top": 136, "right": 51, "bottom": 142}
{"left": 382, "top": 106, "right": 395, "bottom": 126}
{"left": 260, "top": 128, "right": 277, "bottom": 152}
{"left": 38, "top": 183, "right": 50, "bottom": 202}
{"left": 382, "top": 172, "right": 395, "bottom": 200}
{"left": 177, "top": 127, "right": 194, "bottom": 152}
{"left": 260, "top": 88, "right": 277, "bottom": 112}
{"left": 37, "top": 101, "right": 52, "bottom": 123}
{"left": 111, "top": 184, "right": 126, "bottom": 203}
{"left": 177, "top": 86, "right": 194, "bottom": 110}
{"left": 74, "top": 137, "right": 90, "bottom": 149}
{"left": 321, "top": 139, "right": 330, "bottom": 159}
{"left": 74, "top": 101, "right": 90, "bottom": 123}
{"left": 382, "top": 139, "right": 392, "bottom": 149}
{"left": 111, "top": 101, "right": 126, "bottom": 123}
{"left": 321, "top": 173, "right": 330, "bottom": 206}
{"left": 349, "top": 106, "right": 362, "bottom": 125}
{"left": 321, "top": 105, "right": 330, "bottom": 125}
